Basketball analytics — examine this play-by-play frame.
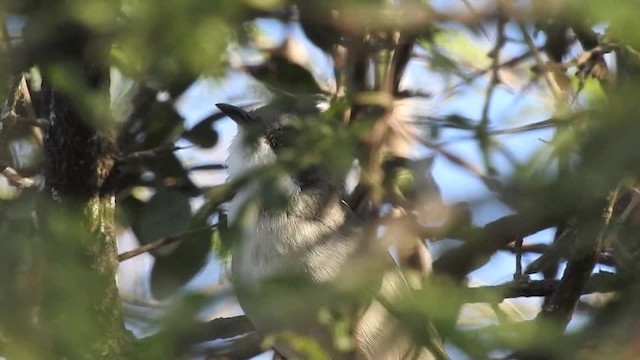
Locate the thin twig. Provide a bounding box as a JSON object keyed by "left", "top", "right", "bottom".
{"left": 412, "top": 113, "right": 585, "bottom": 147}
{"left": 458, "top": 0, "right": 492, "bottom": 41}
{"left": 137, "top": 315, "right": 257, "bottom": 358}
{"left": 464, "top": 271, "right": 621, "bottom": 303}
{"left": 414, "top": 135, "right": 503, "bottom": 192}
{"left": 386, "top": 33, "right": 415, "bottom": 96}
{"left": 480, "top": 15, "right": 507, "bottom": 129}
{"left": 438, "top": 47, "right": 544, "bottom": 98}
{"left": 476, "top": 14, "right": 507, "bottom": 175}
{"left": 501, "top": 242, "right": 615, "bottom": 267}
{"left": 514, "top": 237, "right": 524, "bottom": 280}
{"left": 517, "top": 22, "right": 563, "bottom": 101}
{"left": 433, "top": 212, "right": 565, "bottom": 282}
{"left": 535, "top": 187, "right": 619, "bottom": 329}
{"left": 188, "top": 164, "right": 227, "bottom": 171}
{"left": 118, "top": 144, "right": 193, "bottom": 165}
{"left": 118, "top": 225, "right": 216, "bottom": 262}
{"left": 196, "top": 332, "right": 264, "bottom": 359}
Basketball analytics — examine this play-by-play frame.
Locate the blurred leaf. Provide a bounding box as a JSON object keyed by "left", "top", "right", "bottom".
{"left": 115, "top": 0, "right": 237, "bottom": 88}
{"left": 149, "top": 152, "right": 201, "bottom": 195}
{"left": 181, "top": 112, "right": 225, "bottom": 148}
{"left": 116, "top": 192, "right": 145, "bottom": 230}
{"left": 116, "top": 85, "right": 185, "bottom": 153}
{"left": 116, "top": 150, "right": 200, "bottom": 197}
{"left": 136, "top": 189, "right": 212, "bottom": 299}
{"left": 264, "top": 331, "right": 332, "bottom": 360}
{"left": 0, "top": 194, "right": 42, "bottom": 358}
{"left": 0, "top": 122, "right": 44, "bottom": 177}
{"left": 248, "top": 56, "right": 322, "bottom": 93}
{"left": 136, "top": 189, "right": 191, "bottom": 249}
{"left": 140, "top": 102, "right": 185, "bottom": 150}
{"left": 0, "top": 189, "right": 39, "bottom": 220}
{"left": 420, "top": 28, "right": 491, "bottom": 84}
{"left": 149, "top": 225, "right": 212, "bottom": 299}
{"left": 295, "top": 1, "right": 342, "bottom": 52}
{"left": 438, "top": 114, "right": 476, "bottom": 130}
{"left": 428, "top": 48, "right": 464, "bottom": 76}
{"left": 243, "top": 0, "right": 286, "bottom": 11}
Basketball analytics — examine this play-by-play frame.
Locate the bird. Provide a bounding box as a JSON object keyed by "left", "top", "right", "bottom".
{"left": 217, "top": 99, "right": 447, "bottom": 360}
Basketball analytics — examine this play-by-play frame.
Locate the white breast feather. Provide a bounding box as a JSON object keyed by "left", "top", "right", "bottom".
{"left": 227, "top": 128, "right": 349, "bottom": 284}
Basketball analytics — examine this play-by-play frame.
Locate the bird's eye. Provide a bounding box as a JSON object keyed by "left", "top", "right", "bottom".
{"left": 265, "top": 125, "right": 296, "bottom": 152}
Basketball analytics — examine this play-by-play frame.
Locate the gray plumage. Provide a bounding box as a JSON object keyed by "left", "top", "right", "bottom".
{"left": 219, "top": 101, "right": 443, "bottom": 360}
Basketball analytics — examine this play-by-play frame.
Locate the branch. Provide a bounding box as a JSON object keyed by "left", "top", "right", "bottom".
{"left": 518, "top": 22, "right": 564, "bottom": 101}
{"left": 137, "top": 315, "right": 258, "bottom": 358}
{"left": 118, "top": 225, "right": 216, "bottom": 262}
{"left": 439, "top": 46, "right": 545, "bottom": 97}
{"left": 479, "top": 13, "right": 506, "bottom": 130}
{"left": 386, "top": 33, "right": 415, "bottom": 96}
{"left": 101, "top": 144, "right": 195, "bottom": 195}
{"left": 433, "top": 212, "right": 563, "bottom": 282}
{"left": 197, "top": 332, "right": 263, "bottom": 359}
{"left": 189, "top": 164, "right": 227, "bottom": 171}
{"left": 0, "top": 74, "right": 23, "bottom": 132}
{"left": 500, "top": 242, "right": 615, "bottom": 267}
{"left": 464, "top": 271, "right": 622, "bottom": 303}
{"left": 117, "top": 144, "right": 192, "bottom": 165}
{"left": 415, "top": 135, "right": 503, "bottom": 193}
{"left": 535, "top": 188, "right": 618, "bottom": 329}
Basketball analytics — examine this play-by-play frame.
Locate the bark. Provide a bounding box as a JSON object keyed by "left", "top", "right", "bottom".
{"left": 34, "top": 19, "right": 132, "bottom": 359}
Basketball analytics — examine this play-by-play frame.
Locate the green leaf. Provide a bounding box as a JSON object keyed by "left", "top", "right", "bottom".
{"left": 250, "top": 56, "right": 322, "bottom": 94}
{"left": 149, "top": 226, "right": 212, "bottom": 299}
{"left": 141, "top": 102, "right": 185, "bottom": 150}
{"left": 136, "top": 189, "right": 191, "bottom": 248}
{"left": 133, "top": 189, "right": 214, "bottom": 299}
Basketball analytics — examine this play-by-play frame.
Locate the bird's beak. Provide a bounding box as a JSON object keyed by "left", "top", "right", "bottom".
{"left": 216, "top": 103, "right": 255, "bottom": 126}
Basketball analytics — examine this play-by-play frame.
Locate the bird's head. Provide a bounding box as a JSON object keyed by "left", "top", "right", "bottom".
{"left": 217, "top": 97, "right": 332, "bottom": 186}
{"left": 218, "top": 102, "right": 300, "bottom": 176}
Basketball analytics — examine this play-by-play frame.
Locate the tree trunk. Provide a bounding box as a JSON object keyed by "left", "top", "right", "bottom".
{"left": 34, "top": 20, "right": 132, "bottom": 359}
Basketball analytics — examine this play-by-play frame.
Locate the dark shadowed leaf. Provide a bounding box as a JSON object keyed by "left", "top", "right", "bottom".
{"left": 248, "top": 56, "right": 322, "bottom": 94}
{"left": 181, "top": 112, "right": 225, "bottom": 148}
{"left": 129, "top": 189, "right": 212, "bottom": 299}
{"left": 137, "top": 189, "right": 191, "bottom": 249}
{"left": 117, "top": 85, "right": 185, "bottom": 153}
{"left": 138, "top": 102, "right": 185, "bottom": 151}
{"left": 149, "top": 224, "right": 212, "bottom": 299}
{"left": 117, "top": 193, "right": 145, "bottom": 232}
